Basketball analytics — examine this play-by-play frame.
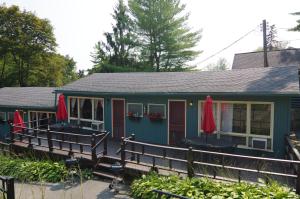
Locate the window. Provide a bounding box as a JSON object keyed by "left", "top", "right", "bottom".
{"left": 198, "top": 101, "right": 274, "bottom": 151}
{"left": 7, "top": 112, "right": 14, "bottom": 123}
{"left": 127, "top": 103, "right": 143, "bottom": 117}
{"left": 0, "top": 112, "right": 6, "bottom": 122}
{"left": 80, "top": 98, "right": 92, "bottom": 119}
{"left": 29, "top": 111, "right": 56, "bottom": 129}
{"left": 148, "top": 104, "right": 166, "bottom": 119}
{"left": 221, "top": 103, "right": 247, "bottom": 134}
{"left": 70, "top": 98, "right": 78, "bottom": 118}
{"left": 68, "top": 97, "right": 104, "bottom": 130}
{"left": 251, "top": 104, "right": 271, "bottom": 136}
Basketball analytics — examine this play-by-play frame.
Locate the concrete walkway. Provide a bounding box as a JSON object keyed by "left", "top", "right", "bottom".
{"left": 14, "top": 180, "right": 132, "bottom": 199}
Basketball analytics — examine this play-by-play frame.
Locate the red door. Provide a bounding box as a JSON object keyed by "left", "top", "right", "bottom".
{"left": 112, "top": 99, "right": 125, "bottom": 139}
{"left": 169, "top": 101, "right": 186, "bottom": 145}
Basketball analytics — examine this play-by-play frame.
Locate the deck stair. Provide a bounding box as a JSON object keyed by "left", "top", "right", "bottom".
{"left": 92, "top": 155, "right": 122, "bottom": 180}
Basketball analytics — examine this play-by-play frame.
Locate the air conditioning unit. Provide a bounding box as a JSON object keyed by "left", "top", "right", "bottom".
{"left": 91, "top": 123, "right": 100, "bottom": 131}
{"left": 252, "top": 138, "right": 267, "bottom": 150}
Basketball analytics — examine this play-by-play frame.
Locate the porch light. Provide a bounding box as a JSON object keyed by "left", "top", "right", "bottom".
{"left": 189, "top": 101, "right": 193, "bottom": 106}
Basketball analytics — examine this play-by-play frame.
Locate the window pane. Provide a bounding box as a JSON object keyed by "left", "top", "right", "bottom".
{"left": 94, "top": 99, "right": 104, "bottom": 121}
{"left": 70, "top": 98, "right": 78, "bottom": 118}
{"left": 7, "top": 112, "right": 14, "bottom": 122}
{"left": 221, "top": 103, "right": 246, "bottom": 134}
{"left": 80, "top": 99, "right": 92, "bottom": 119}
{"left": 148, "top": 104, "right": 166, "bottom": 118}
{"left": 0, "top": 112, "right": 5, "bottom": 121}
{"left": 127, "top": 103, "right": 143, "bottom": 117}
{"left": 251, "top": 104, "right": 271, "bottom": 136}
{"left": 38, "top": 113, "right": 48, "bottom": 128}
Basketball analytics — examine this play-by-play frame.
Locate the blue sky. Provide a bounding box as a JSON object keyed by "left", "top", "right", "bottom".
{"left": 3, "top": 0, "right": 300, "bottom": 71}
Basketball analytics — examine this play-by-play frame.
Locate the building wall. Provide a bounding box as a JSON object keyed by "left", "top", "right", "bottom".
{"left": 63, "top": 93, "right": 292, "bottom": 158}
{"left": 0, "top": 107, "right": 54, "bottom": 140}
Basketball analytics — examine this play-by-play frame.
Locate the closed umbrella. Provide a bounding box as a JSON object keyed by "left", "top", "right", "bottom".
{"left": 13, "top": 110, "right": 25, "bottom": 133}
{"left": 201, "top": 96, "right": 216, "bottom": 143}
{"left": 56, "top": 94, "right": 68, "bottom": 122}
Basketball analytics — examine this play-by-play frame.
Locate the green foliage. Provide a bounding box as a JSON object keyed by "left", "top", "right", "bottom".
{"left": 290, "top": 12, "right": 300, "bottom": 32}
{"left": 205, "top": 58, "right": 228, "bottom": 71}
{"left": 0, "top": 4, "right": 78, "bottom": 87}
{"left": 131, "top": 173, "right": 299, "bottom": 199}
{"left": 129, "top": 0, "right": 201, "bottom": 72}
{"left": 90, "top": 0, "right": 141, "bottom": 74}
{"left": 0, "top": 154, "right": 67, "bottom": 182}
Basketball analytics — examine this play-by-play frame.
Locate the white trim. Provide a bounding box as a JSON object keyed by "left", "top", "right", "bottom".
{"left": 147, "top": 103, "right": 167, "bottom": 119}
{"left": 67, "top": 96, "right": 105, "bottom": 129}
{"left": 28, "top": 111, "right": 56, "bottom": 128}
{"left": 112, "top": 98, "right": 126, "bottom": 138}
{"left": 197, "top": 100, "right": 274, "bottom": 151}
{"left": 126, "top": 103, "right": 143, "bottom": 117}
{"left": 167, "top": 99, "right": 187, "bottom": 145}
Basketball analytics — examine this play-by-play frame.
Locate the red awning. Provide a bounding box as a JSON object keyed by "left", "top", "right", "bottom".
{"left": 56, "top": 94, "right": 68, "bottom": 121}
{"left": 201, "top": 96, "right": 216, "bottom": 134}
{"left": 13, "top": 110, "right": 25, "bottom": 133}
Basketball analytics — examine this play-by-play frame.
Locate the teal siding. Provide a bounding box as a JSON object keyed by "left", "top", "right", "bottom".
{"left": 1, "top": 92, "right": 292, "bottom": 158}
{"left": 0, "top": 107, "right": 55, "bottom": 140}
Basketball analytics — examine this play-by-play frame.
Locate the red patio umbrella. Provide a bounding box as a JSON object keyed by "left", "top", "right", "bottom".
{"left": 56, "top": 94, "right": 68, "bottom": 122}
{"left": 201, "top": 96, "right": 216, "bottom": 142}
{"left": 13, "top": 110, "right": 25, "bottom": 133}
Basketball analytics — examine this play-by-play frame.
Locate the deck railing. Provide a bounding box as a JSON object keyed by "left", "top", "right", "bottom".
{"left": 9, "top": 119, "right": 110, "bottom": 163}
{"left": 0, "top": 176, "right": 15, "bottom": 199}
{"left": 120, "top": 135, "right": 300, "bottom": 194}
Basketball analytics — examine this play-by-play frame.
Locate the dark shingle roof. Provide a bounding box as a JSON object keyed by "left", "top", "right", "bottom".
{"left": 0, "top": 87, "right": 56, "bottom": 109}
{"left": 57, "top": 66, "right": 300, "bottom": 95}
{"left": 232, "top": 48, "right": 300, "bottom": 69}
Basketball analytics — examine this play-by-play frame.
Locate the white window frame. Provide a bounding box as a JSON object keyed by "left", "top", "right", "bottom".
{"left": 198, "top": 100, "right": 274, "bottom": 151}
{"left": 0, "top": 112, "right": 6, "bottom": 121}
{"left": 7, "top": 112, "right": 14, "bottom": 121}
{"left": 126, "top": 103, "right": 143, "bottom": 117}
{"left": 68, "top": 96, "right": 105, "bottom": 130}
{"left": 147, "top": 103, "right": 167, "bottom": 119}
{"left": 28, "top": 111, "right": 56, "bottom": 129}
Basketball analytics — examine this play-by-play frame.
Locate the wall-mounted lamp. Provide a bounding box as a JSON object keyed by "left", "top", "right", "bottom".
{"left": 189, "top": 101, "right": 193, "bottom": 106}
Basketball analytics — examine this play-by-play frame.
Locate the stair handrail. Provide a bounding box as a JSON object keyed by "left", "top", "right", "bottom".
{"left": 92, "top": 131, "right": 110, "bottom": 151}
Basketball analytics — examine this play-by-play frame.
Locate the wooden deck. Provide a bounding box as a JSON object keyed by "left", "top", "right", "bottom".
{"left": 1, "top": 125, "right": 300, "bottom": 192}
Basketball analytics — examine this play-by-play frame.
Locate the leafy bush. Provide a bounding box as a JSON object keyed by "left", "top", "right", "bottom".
{"left": 131, "top": 173, "right": 299, "bottom": 199}
{"left": 0, "top": 154, "right": 67, "bottom": 182}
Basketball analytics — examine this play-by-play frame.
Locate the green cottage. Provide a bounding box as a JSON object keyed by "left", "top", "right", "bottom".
{"left": 0, "top": 66, "right": 299, "bottom": 158}
{"left": 0, "top": 87, "right": 57, "bottom": 139}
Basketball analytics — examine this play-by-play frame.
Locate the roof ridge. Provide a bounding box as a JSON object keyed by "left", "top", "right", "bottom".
{"left": 234, "top": 48, "right": 300, "bottom": 56}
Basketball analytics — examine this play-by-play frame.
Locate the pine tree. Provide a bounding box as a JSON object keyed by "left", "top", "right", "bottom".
{"left": 129, "top": 0, "right": 201, "bottom": 72}
{"left": 90, "top": 0, "right": 139, "bottom": 73}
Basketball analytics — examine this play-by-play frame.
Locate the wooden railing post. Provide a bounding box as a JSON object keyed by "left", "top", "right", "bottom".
{"left": 297, "top": 163, "right": 300, "bottom": 195}
{"left": 103, "top": 131, "right": 108, "bottom": 156}
{"left": 9, "top": 123, "right": 14, "bottom": 144}
{"left": 187, "top": 147, "right": 194, "bottom": 178}
{"left": 5, "top": 177, "right": 15, "bottom": 199}
{"left": 130, "top": 133, "right": 135, "bottom": 161}
{"left": 121, "top": 137, "right": 126, "bottom": 168}
{"left": 91, "top": 133, "right": 97, "bottom": 162}
{"left": 47, "top": 129, "right": 53, "bottom": 152}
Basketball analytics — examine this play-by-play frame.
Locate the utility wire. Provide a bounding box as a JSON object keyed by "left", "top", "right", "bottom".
{"left": 197, "top": 25, "right": 260, "bottom": 65}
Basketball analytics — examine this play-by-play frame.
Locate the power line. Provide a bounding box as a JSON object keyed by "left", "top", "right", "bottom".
{"left": 197, "top": 25, "right": 259, "bottom": 65}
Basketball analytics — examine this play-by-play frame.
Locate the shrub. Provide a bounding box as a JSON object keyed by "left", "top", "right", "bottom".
{"left": 0, "top": 154, "right": 93, "bottom": 183}
{"left": 0, "top": 154, "right": 67, "bottom": 182}
{"left": 131, "top": 173, "right": 299, "bottom": 199}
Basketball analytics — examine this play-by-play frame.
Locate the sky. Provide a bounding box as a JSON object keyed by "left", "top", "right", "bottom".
{"left": 3, "top": 0, "right": 300, "bottom": 71}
